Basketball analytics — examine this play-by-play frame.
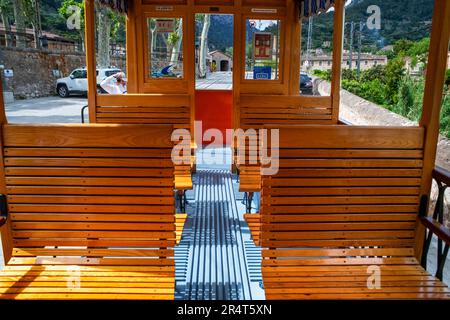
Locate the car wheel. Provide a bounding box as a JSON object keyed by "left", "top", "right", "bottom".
{"left": 57, "top": 85, "right": 70, "bottom": 98}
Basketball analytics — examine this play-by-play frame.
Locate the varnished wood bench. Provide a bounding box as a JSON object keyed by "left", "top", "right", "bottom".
{"left": 0, "top": 124, "right": 177, "bottom": 300}
{"left": 95, "top": 94, "right": 194, "bottom": 212}
{"left": 175, "top": 214, "right": 188, "bottom": 244}
{"left": 244, "top": 214, "right": 261, "bottom": 246}
{"left": 239, "top": 166, "right": 261, "bottom": 213}
{"left": 236, "top": 94, "right": 334, "bottom": 211}
{"left": 260, "top": 126, "right": 450, "bottom": 299}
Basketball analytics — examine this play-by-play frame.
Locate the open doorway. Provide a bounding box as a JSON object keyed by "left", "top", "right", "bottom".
{"left": 195, "top": 14, "right": 233, "bottom": 152}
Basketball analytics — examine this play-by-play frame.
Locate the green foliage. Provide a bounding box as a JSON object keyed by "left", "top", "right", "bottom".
{"left": 393, "top": 39, "right": 414, "bottom": 56}
{"left": 301, "top": 0, "right": 434, "bottom": 52}
{"left": 383, "top": 57, "right": 406, "bottom": 105}
{"left": 440, "top": 91, "right": 450, "bottom": 137}
{"left": 342, "top": 79, "right": 387, "bottom": 106}
{"left": 225, "top": 47, "right": 233, "bottom": 57}
{"left": 341, "top": 69, "right": 358, "bottom": 81}
{"left": 361, "top": 65, "right": 385, "bottom": 82}
{"left": 312, "top": 69, "right": 331, "bottom": 81}
{"left": 167, "top": 32, "right": 180, "bottom": 46}
{"left": 445, "top": 69, "right": 450, "bottom": 87}
{"left": 395, "top": 76, "right": 416, "bottom": 117}
{"left": 0, "top": 0, "right": 12, "bottom": 14}
{"left": 58, "top": 0, "right": 84, "bottom": 25}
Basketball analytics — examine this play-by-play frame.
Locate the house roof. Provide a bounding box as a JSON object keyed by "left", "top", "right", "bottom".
{"left": 209, "top": 50, "right": 232, "bottom": 59}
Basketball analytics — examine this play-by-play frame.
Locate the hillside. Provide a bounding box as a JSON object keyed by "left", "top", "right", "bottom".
{"left": 30, "top": 0, "right": 435, "bottom": 51}
{"left": 302, "top": 0, "right": 434, "bottom": 52}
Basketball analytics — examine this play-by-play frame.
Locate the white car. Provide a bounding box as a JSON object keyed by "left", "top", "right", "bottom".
{"left": 56, "top": 67, "right": 122, "bottom": 98}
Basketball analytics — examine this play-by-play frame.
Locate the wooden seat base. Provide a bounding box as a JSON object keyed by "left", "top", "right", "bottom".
{"left": 263, "top": 259, "right": 450, "bottom": 300}
{"left": 175, "top": 213, "right": 188, "bottom": 244}
{"left": 244, "top": 213, "right": 261, "bottom": 246}
{"left": 238, "top": 166, "right": 261, "bottom": 193}
{"left": 0, "top": 264, "right": 175, "bottom": 300}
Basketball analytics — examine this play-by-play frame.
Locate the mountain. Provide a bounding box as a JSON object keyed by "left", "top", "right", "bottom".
{"left": 33, "top": 0, "right": 435, "bottom": 51}
{"left": 302, "top": 0, "right": 434, "bottom": 52}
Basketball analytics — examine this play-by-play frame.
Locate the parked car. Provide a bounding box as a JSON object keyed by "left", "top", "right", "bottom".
{"left": 300, "top": 72, "right": 313, "bottom": 95}
{"left": 56, "top": 67, "right": 123, "bottom": 98}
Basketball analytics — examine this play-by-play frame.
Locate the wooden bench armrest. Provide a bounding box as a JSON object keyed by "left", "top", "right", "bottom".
{"left": 434, "top": 166, "right": 450, "bottom": 186}
{"left": 420, "top": 216, "right": 450, "bottom": 246}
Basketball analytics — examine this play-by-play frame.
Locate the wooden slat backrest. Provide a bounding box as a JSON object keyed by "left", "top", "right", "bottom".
{"left": 239, "top": 95, "right": 333, "bottom": 129}
{"left": 1, "top": 124, "right": 176, "bottom": 267}
{"left": 95, "top": 94, "right": 191, "bottom": 130}
{"left": 261, "top": 126, "right": 425, "bottom": 259}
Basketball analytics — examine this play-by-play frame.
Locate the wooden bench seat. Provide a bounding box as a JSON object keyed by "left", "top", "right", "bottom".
{"left": 0, "top": 124, "right": 177, "bottom": 300}
{"left": 244, "top": 214, "right": 261, "bottom": 246}
{"left": 260, "top": 126, "right": 450, "bottom": 300}
{"left": 0, "top": 265, "right": 175, "bottom": 300}
{"left": 263, "top": 255, "right": 450, "bottom": 299}
{"left": 175, "top": 213, "right": 188, "bottom": 244}
{"left": 238, "top": 166, "right": 261, "bottom": 193}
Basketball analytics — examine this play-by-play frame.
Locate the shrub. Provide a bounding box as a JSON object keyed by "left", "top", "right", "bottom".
{"left": 440, "top": 90, "right": 450, "bottom": 138}
{"left": 312, "top": 69, "right": 331, "bottom": 81}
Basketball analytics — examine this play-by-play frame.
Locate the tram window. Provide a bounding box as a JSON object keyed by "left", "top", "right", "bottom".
{"left": 245, "top": 19, "right": 281, "bottom": 81}
{"left": 147, "top": 17, "right": 184, "bottom": 79}
{"left": 195, "top": 14, "right": 234, "bottom": 90}
{"left": 300, "top": 11, "right": 334, "bottom": 96}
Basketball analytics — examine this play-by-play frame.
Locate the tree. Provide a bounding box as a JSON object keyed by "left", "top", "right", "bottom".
{"left": 0, "top": 0, "right": 13, "bottom": 46}
{"left": 396, "top": 76, "right": 415, "bottom": 116}
{"left": 22, "top": 0, "right": 42, "bottom": 48}
{"left": 169, "top": 19, "right": 183, "bottom": 69}
{"left": 384, "top": 57, "right": 406, "bottom": 105}
{"left": 361, "top": 65, "right": 386, "bottom": 82}
{"left": 11, "top": 0, "right": 27, "bottom": 47}
{"left": 58, "top": 0, "right": 84, "bottom": 51}
{"left": 96, "top": 3, "right": 111, "bottom": 67}
{"left": 393, "top": 39, "right": 413, "bottom": 56}
{"left": 198, "top": 14, "right": 210, "bottom": 78}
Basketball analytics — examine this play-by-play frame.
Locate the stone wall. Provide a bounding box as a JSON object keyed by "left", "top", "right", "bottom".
{"left": 0, "top": 47, "right": 126, "bottom": 99}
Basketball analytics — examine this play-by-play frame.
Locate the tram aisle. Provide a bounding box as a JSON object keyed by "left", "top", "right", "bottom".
{"left": 175, "top": 169, "right": 263, "bottom": 300}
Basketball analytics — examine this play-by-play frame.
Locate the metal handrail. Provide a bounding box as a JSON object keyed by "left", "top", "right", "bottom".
{"left": 421, "top": 166, "right": 450, "bottom": 280}
{"left": 81, "top": 105, "right": 88, "bottom": 123}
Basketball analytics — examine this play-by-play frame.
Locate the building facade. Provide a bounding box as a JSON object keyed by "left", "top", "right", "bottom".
{"left": 301, "top": 52, "right": 388, "bottom": 72}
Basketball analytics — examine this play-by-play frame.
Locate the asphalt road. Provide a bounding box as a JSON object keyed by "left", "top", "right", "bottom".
{"left": 5, "top": 96, "right": 88, "bottom": 123}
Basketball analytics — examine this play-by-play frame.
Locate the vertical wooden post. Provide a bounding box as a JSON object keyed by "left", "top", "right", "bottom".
{"left": 85, "top": 0, "right": 97, "bottom": 123}
{"left": 187, "top": 0, "right": 196, "bottom": 144}
{"left": 233, "top": 3, "right": 243, "bottom": 131}
{"left": 415, "top": 0, "right": 450, "bottom": 259}
{"left": 288, "top": 0, "right": 301, "bottom": 96}
{"left": 0, "top": 77, "right": 12, "bottom": 265}
{"left": 330, "top": 0, "right": 345, "bottom": 123}
{"left": 126, "top": 0, "right": 138, "bottom": 93}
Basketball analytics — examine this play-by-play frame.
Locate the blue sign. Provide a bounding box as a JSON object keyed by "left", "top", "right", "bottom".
{"left": 253, "top": 66, "right": 272, "bottom": 80}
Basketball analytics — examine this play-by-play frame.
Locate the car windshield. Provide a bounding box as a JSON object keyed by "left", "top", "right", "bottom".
{"left": 300, "top": 75, "right": 310, "bottom": 82}
{"left": 105, "top": 70, "right": 122, "bottom": 77}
